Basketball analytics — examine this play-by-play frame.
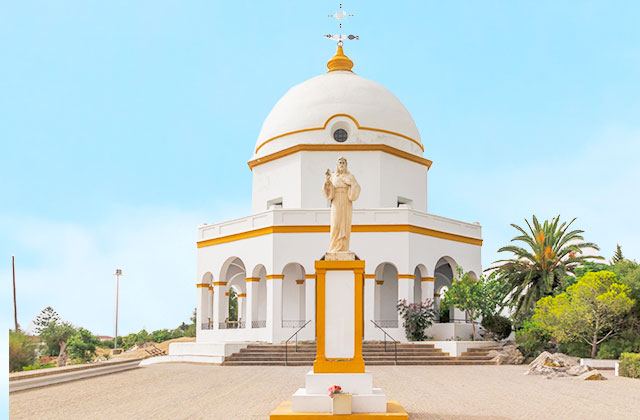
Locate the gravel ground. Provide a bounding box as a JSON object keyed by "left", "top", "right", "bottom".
{"left": 9, "top": 364, "right": 640, "bottom": 420}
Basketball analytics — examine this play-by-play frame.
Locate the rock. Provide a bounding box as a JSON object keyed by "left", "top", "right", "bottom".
{"left": 577, "top": 370, "right": 607, "bottom": 381}
{"left": 488, "top": 345, "right": 525, "bottom": 365}
{"left": 525, "top": 352, "right": 580, "bottom": 376}
{"left": 567, "top": 364, "right": 591, "bottom": 376}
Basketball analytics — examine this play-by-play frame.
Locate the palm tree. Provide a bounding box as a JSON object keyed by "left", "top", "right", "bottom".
{"left": 493, "top": 215, "right": 601, "bottom": 320}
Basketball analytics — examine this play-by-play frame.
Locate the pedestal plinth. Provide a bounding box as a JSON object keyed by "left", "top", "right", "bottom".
{"left": 314, "top": 259, "right": 365, "bottom": 374}
{"left": 269, "top": 259, "right": 407, "bottom": 419}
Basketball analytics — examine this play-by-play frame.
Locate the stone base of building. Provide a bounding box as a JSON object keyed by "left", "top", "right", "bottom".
{"left": 270, "top": 400, "right": 408, "bottom": 419}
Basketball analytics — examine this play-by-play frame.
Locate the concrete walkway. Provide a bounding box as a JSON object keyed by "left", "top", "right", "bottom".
{"left": 10, "top": 364, "right": 640, "bottom": 419}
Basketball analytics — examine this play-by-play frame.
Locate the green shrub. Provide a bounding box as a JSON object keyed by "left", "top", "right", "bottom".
{"left": 597, "top": 334, "right": 640, "bottom": 359}
{"left": 397, "top": 299, "right": 436, "bottom": 341}
{"left": 618, "top": 353, "right": 640, "bottom": 378}
{"left": 481, "top": 315, "right": 512, "bottom": 341}
{"left": 515, "top": 320, "right": 553, "bottom": 358}
{"left": 22, "top": 361, "right": 56, "bottom": 371}
{"left": 9, "top": 330, "right": 36, "bottom": 372}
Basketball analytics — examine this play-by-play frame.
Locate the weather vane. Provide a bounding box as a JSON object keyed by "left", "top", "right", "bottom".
{"left": 324, "top": 2, "right": 359, "bottom": 45}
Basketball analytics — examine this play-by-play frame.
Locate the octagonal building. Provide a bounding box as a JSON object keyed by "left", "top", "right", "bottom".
{"left": 192, "top": 45, "right": 483, "bottom": 350}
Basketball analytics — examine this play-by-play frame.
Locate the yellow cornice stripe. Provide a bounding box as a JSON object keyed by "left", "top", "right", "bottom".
{"left": 398, "top": 274, "right": 415, "bottom": 279}
{"left": 364, "top": 274, "right": 376, "bottom": 279}
{"left": 197, "top": 224, "right": 482, "bottom": 248}
{"left": 245, "top": 277, "right": 260, "bottom": 282}
{"left": 213, "top": 281, "right": 227, "bottom": 286}
{"left": 266, "top": 274, "right": 284, "bottom": 280}
{"left": 254, "top": 113, "right": 424, "bottom": 154}
{"left": 247, "top": 143, "right": 432, "bottom": 170}
{"left": 304, "top": 274, "right": 316, "bottom": 279}
{"left": 421, "top": 276, "right": 435, "bottom": 282}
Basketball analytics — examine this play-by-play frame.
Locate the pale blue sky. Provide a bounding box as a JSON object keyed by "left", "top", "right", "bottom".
{"left": 1, "top": 0, "right": 639, "bottom": 368}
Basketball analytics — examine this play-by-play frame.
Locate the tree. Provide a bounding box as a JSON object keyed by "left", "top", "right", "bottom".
{"left": 39, "top": 321, "right": 77, "bottom": 366}
{"left": 67, "top": 328, "right": 101, "bottom": 363}
{"left": 396, "top": 299, "right": 436, "bottom": 341}
{"left": 442, "top": 270, "right": 507, "bottom": 340}
{"left": 533, "top": 271, "right": 634, "bottom": 358}
{"left": 9, "top": 330, "right": 36, "bottom": 372}
{"left": 492, "top": 215, "right": 601, "bottom": 320}
{"left": 611, "top": 244, "right": 625, "bottom": 264}
{"left": 32, "top": 306, "right": 60, "bottom": 334}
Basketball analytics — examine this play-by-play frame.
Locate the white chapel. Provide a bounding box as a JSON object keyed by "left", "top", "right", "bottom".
{"left": 191, "top": 44, "right": 483, "bottom": 351}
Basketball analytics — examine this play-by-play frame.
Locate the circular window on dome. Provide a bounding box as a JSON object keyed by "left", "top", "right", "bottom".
{"left": 333, "top": 128, "right": 348, "bottom": 143}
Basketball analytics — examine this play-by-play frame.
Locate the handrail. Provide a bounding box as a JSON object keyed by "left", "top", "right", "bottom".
{"left": 284, "top": 319, "right": 312, "bottom": 366}
{"left": 370, "top": 320, "right": 399, "bottom": 365}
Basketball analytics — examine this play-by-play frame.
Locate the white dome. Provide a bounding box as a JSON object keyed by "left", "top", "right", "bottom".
{"left": 253, "top": 70, "right": 423, "bottom": 159}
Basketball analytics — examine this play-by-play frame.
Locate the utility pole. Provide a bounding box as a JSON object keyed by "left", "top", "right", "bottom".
{"left": 12, "top": 256, "right": 18, "bottom": 332}
{"left": 114, "top": 269, "right": 123, "bottom": 349}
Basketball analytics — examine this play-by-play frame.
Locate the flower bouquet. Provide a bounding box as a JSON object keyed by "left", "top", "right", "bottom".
{"left": 328, "top": 385, "right": 351, "bottom": 414}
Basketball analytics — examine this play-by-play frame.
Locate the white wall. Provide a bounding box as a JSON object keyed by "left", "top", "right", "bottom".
{"left": 251, "top": 150, "right": 428, "bottom": 213}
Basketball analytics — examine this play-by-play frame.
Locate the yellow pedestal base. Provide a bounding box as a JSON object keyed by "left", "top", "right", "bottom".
{"left": 269, "top": 400, "right": 409, "bottom": 419}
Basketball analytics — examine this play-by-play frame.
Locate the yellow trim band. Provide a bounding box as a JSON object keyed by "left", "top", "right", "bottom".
{"left": 213, "top": 281, "right": 227, "bottom": 286}
{"left": 364, "top": 274, "right": 376, "bottom": 279}
{"left": 237, "top": 293, "right": 247, "bottom": 298}
{"left": 266, "top": 274, "right": 284, "bottom": 280}
{"left": 304, "top": 274, "right": 316, "bottom": 279}
{"left": 197, "top": 224, "right": 482, "bottom": 248}
{"left": 398, "top": 274, "right": 415, "bottom": 279}
{"left": 195, "top": 283, "right": 210, "bottom": 288}
{"left": 421, "top": 276, "right": 435, "bottom": 282}
{"left": 245, "top": 277, "right": 260, "bottom": 282}
{"left": 248, "top": 143, "right": 432, "bottom": 170}
{"left": 255, "top": 113, "right": 424, "bottom": 154}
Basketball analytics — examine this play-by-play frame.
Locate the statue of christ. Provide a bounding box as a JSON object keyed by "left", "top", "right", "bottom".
{"left": 323, "top": 157, "right": 360, "bottom": 257}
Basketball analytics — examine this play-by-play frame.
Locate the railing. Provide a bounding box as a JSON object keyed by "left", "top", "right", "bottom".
{"left": 282, "top": 319, "right": 307, "bottom": 328}
{"left": 373, "top": 319, "right": 398, "bottom": 328}
{"left": 252, "top": 320, "right": 266, "bottom": 328}
{"left": 370, "top": 320, "right": 398, "bottom": 365}
{"left": 284, "top": 320, "right": 312, "bottom": 366}
{"left": 200, "top": 322, "right": 213, "bottom": 330}
{"left": 218, "top": 320, "right": 245, "bottom": 329}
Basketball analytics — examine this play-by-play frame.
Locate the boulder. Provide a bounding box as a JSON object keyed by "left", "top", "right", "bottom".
{"left": 566, "top": 364, "right": 591, "bottom": 376}
{"left": 577, "top": 370, "right": 607, "bottom": 381}
{"left": 525, "top": 352, "right": 580, "bottom": 376}
{"left": 488, "top": 345, "right": 525, "bottom": 365}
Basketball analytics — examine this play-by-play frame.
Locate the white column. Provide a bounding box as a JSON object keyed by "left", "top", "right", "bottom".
{"left": 421, "top": 277, "right": 435, "bottom": 303}
{"left": 212, "top": 282, "right": 226, "bottom": 330}
{"left": 397, "top": 275, "right": 413, "bottom": 327}
{"left": 296, "top": 280, "right": 305, "bottom": 321}
{"left": 305, "top": 276, "right": 316, "bottom": 341}
{"left": 245, "top": 279, "right": 255, "bottom": 329}
{"left": 363, "top": 276, "right": 376, "bottom": 340}
{"left": 267, "top": 275, "right": 283, "bottom": 342}
{"left": 237, "top": 294, "right": 245, "bottom": 325}
{"left": 374, "top": 281, "right": 382, "bottom": 321}
{"left": 196, "top": 285, "right": 206, "bottom": 333}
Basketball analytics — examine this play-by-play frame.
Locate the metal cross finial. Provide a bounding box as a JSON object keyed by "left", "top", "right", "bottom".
{"left": 324, "top": 2, "right": 359, "bottom": 44}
